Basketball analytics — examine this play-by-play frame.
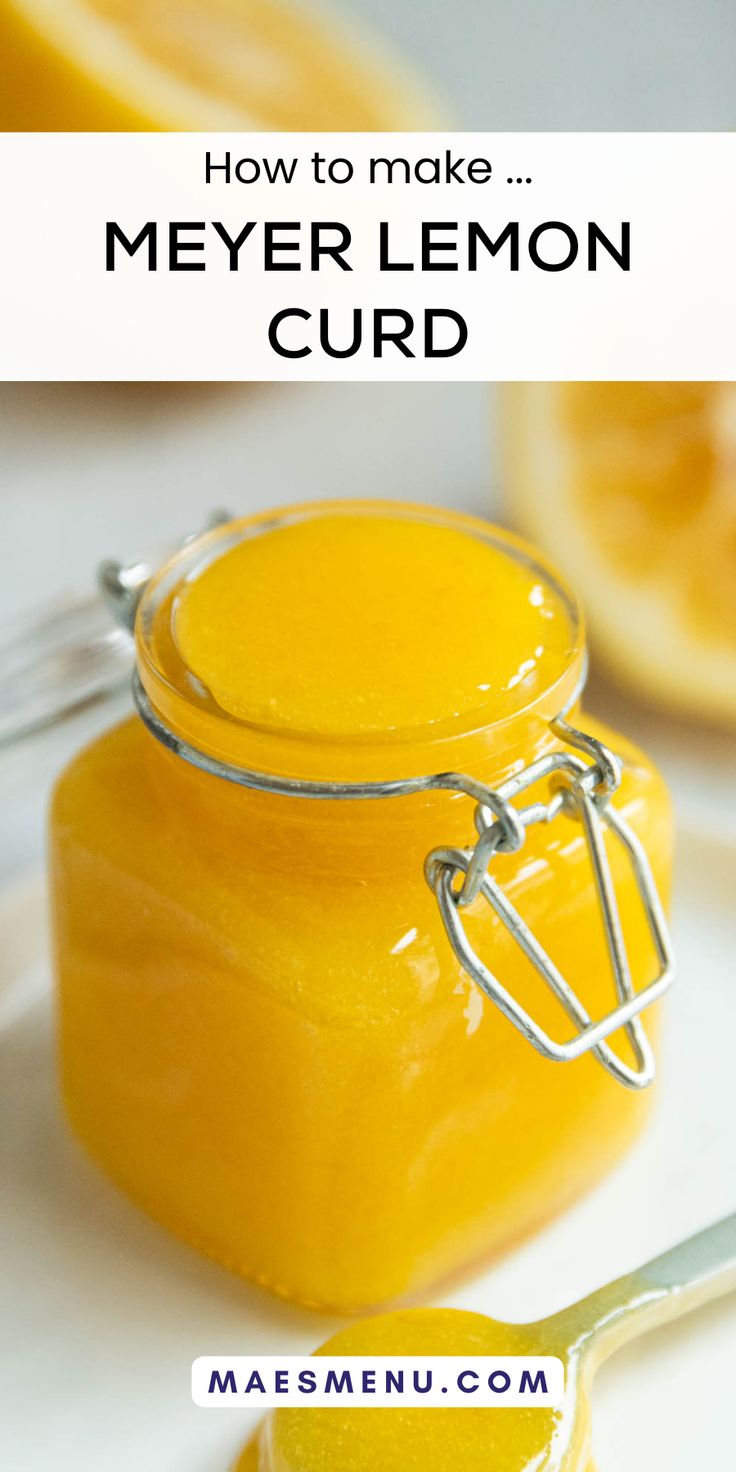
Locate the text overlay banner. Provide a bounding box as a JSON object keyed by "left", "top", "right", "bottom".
{"left": 0, "top": 133, "right": 732, "bottom": 380}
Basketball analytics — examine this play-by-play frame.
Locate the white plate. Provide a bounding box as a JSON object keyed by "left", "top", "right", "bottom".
{"left": 1, "top": 825, "right": 735, "bottom": 1472}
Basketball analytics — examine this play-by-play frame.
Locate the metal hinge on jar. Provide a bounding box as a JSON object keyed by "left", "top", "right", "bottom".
{"left": 424, "top": 711, "right": 673, "bottom": 1091}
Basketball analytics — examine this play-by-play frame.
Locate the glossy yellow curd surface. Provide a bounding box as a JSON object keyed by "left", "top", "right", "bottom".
{"left": 173, "top": 511, "right": 573, "bottom": 736}
{"left": 236, "top": 1309, "right": 589, "bottom": 1472}
{"left": 51, "top": 504, "right": 672, "bottom": 1310}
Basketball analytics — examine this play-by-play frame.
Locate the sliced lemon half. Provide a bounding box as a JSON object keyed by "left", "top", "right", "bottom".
{"left": 0, "top": 0, "right": 435, "bottom": 129}
{"left": 504, "top": 383, "right": 736, "bottom": 724}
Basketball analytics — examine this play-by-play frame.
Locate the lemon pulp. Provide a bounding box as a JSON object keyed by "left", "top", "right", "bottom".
{"left": 504, "top": 382, "right": 736, "bottom": 722}
{"left": 0, "top": 0, "right": 434, "bottom": 130}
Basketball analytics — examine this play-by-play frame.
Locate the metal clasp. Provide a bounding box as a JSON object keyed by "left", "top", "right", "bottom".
{"left": 98, "top": 509, "right": 232, "bottom": 631}
{"left": 424, "top": 719, "right": 674, "bottom": 1091}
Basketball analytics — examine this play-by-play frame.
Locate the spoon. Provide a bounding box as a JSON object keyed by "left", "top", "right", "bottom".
{"left": 235, "top": 1212, "right": 736, "bottom": 1471}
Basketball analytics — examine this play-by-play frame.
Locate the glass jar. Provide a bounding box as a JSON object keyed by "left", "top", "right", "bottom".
{"left": 50, "top": 502, "right": 673, "bottom": 1311}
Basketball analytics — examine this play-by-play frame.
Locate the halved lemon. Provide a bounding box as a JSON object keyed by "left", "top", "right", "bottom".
{"left": 0, "top": 0, "right": 435, "bottom": 130}
{"left": 504, "top": 383, "right": 736, "bottom": 723}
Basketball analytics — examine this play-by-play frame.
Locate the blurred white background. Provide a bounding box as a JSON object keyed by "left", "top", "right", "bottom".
{"left": 351, "top": 0, "right": 736, "bottom": 129}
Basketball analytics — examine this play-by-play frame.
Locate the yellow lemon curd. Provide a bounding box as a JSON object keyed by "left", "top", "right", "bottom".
{"left": 50, "top": 503, "right": 672, "bottom": 1310}
{"left": 174, "top": 511, "right": 574, "bottom": 737}
{"left": 236, "top": 1309, "right": 589, "bottom": 1472}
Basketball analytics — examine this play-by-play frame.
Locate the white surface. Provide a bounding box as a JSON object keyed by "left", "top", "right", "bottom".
{"left": 1, "top": 828, "right": 735, "bottom": 1472}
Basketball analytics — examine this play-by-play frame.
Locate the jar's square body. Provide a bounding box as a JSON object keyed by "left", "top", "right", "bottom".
{"left": 49, "top": 504, "right": 673, "bottom": 1310}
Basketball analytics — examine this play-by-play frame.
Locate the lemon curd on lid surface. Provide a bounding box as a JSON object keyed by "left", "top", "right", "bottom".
{"left": 51, "top": 502, "right": 672, "bottom": 1311}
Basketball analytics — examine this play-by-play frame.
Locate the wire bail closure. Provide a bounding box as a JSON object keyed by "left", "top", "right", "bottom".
{"left": 424, "top": 726, "right": 673, "bottom": 1091}
{"left": 103, "top": 531, "right": 674, "bottom": 1095}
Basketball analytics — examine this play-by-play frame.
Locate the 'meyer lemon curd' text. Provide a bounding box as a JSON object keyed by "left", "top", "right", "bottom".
{"left": 105, "top": 147, "right": 630, "bottom": 360}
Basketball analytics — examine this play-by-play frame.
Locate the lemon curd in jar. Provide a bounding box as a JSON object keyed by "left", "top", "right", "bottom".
{"left": 50, "top": 503, "right": 672, "bottom": 1311}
